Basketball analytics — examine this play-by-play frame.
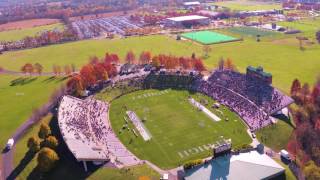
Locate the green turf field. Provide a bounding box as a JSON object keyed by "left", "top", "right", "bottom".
{"left": 0, "top": 23, "right": 64, "bottom": 41}
{"left": 211, "top": 0, "right": 282, "bottom": 11}
{"left": 226, "top": 26, "right": 280, "bottom": 37}
{"left": 181, "top": 31, "right": 239, "bottom": 44}
{"left": 0, "top": 75, "right": 65, "bottom": 149}
{"left": 106, "top": 89, "right": 251, "bottom": 169}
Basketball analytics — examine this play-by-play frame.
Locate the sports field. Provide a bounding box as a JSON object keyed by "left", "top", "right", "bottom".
{"left": 211, "top": 0, "right": 282, "bottom": 11}
{"left": 181, "top": 31, "right": 239, "bottom": 44}
{"left": 226, "top": 26, "right": 280, "bottom": 37}
{"left": 107, "top": 89, "right": 251, "bottom": 169}
{"left": 0, "top": 23, "right": 64, "bottom": 41}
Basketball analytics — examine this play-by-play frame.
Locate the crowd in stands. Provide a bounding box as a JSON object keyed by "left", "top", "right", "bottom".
{"left": 58, "top": 96, "right": 140, "bottom": 167}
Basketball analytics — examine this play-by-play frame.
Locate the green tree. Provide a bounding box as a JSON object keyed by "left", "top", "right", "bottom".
{"left": 43, "top": 136, "right": 59, "bottom": 149}
{"left": 37, "top": 147, "right": 59, "bottom": 172}
{"left": 38, "top": 123, "right": 51, "bottom": 139}
{"left": 27, "top": 136, "right": 40, "bottom": 153}
{"left": 304, "top": 160, "right": 320, "bottom": 180}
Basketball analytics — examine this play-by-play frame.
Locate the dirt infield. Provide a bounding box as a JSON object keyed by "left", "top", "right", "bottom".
{"left": 0, "top": 19, "right": 60, "bottom": 31}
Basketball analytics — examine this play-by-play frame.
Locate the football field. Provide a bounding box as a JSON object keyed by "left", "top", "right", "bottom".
{"left": 107, "top": 89, "right": 251, "bottom": 169}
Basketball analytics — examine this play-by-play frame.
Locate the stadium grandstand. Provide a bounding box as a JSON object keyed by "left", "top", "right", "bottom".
{"left": 58, "top": 96, "right": 140, "bottom": 171}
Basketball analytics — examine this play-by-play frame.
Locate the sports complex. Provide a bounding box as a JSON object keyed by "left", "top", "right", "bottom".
{"left": 1, "top": 1, "right": 320, "bottom": 178}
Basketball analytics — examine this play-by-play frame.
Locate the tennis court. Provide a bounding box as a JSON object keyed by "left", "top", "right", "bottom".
{"left": 181, "top": 30, "right": 239, "bottom": 44}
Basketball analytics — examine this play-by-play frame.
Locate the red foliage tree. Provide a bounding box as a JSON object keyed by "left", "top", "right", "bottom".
{"left": 193, "top": 58, "right": 206, "bottom": 72}
{"left": 291, "top": 79, "right": 301, "bottom": 96}
{"left": 126, "top": 51, "right": 136, "bottom": 64}
{"left": 80, "top": 64, "right": 96, "bottom": 87}
{"left": 67, "top": 75, "right": 83, "bottom": 96}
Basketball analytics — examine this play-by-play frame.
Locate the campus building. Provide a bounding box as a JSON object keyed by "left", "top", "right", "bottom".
{"left": 164, "top": 15, "right": 210, "bottom": 27}
{"left": 184, "top": 151, "right": 285, "bottom": 180}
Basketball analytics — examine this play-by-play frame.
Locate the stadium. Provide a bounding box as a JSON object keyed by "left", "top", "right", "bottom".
{"left": 56, "top": 64, "right": 293, "bottom": 178}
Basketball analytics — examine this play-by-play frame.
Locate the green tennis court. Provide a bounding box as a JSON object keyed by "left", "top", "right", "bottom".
{"left": 181, "top": 31, "right": 239, "bottom": 44}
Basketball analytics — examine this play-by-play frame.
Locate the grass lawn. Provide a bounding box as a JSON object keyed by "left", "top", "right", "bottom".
{"left": 106, "top": 89, "right": 251, "bottom": 169}
{"left": 226, "top": 26, "right": 281, "bottom": 38}
{"left": 277, "top": 18, "right": 320, "bottom": 38}
{"left": 0, "top": 33, "right": 319, "bottom": 94}
{"left": 211, "top": 0, "right": 282, "bottom": 11}
{"left": 13, "top": 114, "right": 52, "bottom": 180}
{"left": 0, "top": 75, "right": 65, "bottom": 149}
{"left": 0, "top": 23, "right": 64, "bottom": 41}
{"left": 256, "top": 118, "right": 294, "bottom": 151}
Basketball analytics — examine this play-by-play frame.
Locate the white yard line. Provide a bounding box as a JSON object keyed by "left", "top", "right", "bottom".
{"left": 189, "top": 98, "right": 221, "bottom": 121}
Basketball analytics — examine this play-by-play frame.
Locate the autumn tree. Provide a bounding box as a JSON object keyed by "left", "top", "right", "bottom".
{"left": 34, "top": 63, "right": 43, "bottom": 75}
{"left": 27, "top": 136, "right": 40, "bottom": 153}
{"left": 139, "top": 51, "right": 152, "bottom": 64}
{"left": 193, "top": 58, "right": 206, "bottom": 72}
{"left": 38, "top": 123, "right": 51, "bottom": 139}
{"left": 303, "top": 160, "right": 320, "bottom": 180}
{"left": 43, "top": 136, "right": 59, "bottom": 150}
{"left": 67, "top": 75, "right": 84, "bottom": 96}
{"left": 225, "top": 58, "right": 236, "bottom": 71}
{"left": 291, "top": 79, "right": 301, "bottom": 96}
{"left": 80, "top": 64, "right": 96, "bottom": 87}
{"left": 218, "top": 57, "right": 225, "bottom": 70}
{"left": 21, "top": 63, "right": 34, "bottom": 74}
{"left": 37, "top": 147, "right": 59, "bottom": 172}
{"left": 126, "top": 51, "right": 136, "bottom": 64}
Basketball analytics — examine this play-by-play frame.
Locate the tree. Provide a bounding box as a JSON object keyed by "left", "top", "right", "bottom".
{"left": 80, "top": 64, "right": 96, "bottom": 87}
{"left": 225, "top": 58, "right": 236, "bottom": 71}
{"left": 218, "top": 57, "right": 224, "bottom": 70}
{"left": 21, "top": 63, "right": 34, "bottom": 74}
{"left": 139, "top": 51, "right": 152, "bottom": 64}
{"left": 303, "top": 160, "right": 320, "bottom": 180}
{"left": 316, "top": 31, "right": 320, "bottom": 44}
{"left": 67, "top": 75, "right": 83, "bottom": 96}
{"left": 37, "top": 147, "right": 59, "bottom": 172}
{"left": 203, "top": 45, "right": 212, "bottom": 58}
{"left": 27, "top": 136, "right": 40, "bottom": 153}
{"left": 291, "top": 79, "right": 301, "bottom": 96}
{"left": 43, "top": 136, "right": 59, "bottom": 149}
{"left": 126, "top": 51, "right": 136, "bottom": 64}
{"left": 193, "top": 58, "right": 206, "bottom": 72}
{"left": 34, "top": 63, "right": 43, "bottom": 75}
{"left": 191, "top": 53, "right": 196, "bottom": 59}
{"left": 38, "top": 123, "right": 51, "bottom": 139}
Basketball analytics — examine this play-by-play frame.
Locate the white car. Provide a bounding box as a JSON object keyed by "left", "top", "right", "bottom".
{"left": 6, "top": 138, "right": 14, "bottom": 150}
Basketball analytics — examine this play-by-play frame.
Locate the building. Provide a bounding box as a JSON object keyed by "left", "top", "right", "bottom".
{"left": 184, "top": 151, "right": 285, "bottom": 180}
{"left": 164, "top": 15, "right": 210, "bottom": 27}
{"left": 183, "top": 1, "right": 201, "bottom": 9}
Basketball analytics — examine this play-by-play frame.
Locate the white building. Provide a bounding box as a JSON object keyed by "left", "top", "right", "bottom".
{"left": 164, "top": 15, "right": 210, "bottom": 27}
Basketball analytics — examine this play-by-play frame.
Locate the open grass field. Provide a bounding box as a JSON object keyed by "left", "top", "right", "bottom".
{"left": 226, "top": 26, "right": 280, "bottom": 38}
{"left": 13, "top": 114, "right": 159, "bottom": 180}
{"left": 277, "top": 18, "right": 320, "bottom": 38}
{"left": 0, "top": 74, "right": 65, "bottom": 149}
{"left": 106, "top": 89, "right": 251, "bottom": 169}
{"left": 181, "top": 31, "right": 239, "bottom": 44}
{"left": 211, "top": 0, "right": 282, "bottom": 11}
{"left": 0, "top": 34, "right": 319, "bottom": 94}
{"left": 256, "top": 119, "right": 294, "bottom": 151}
{"left": 0, "top": 23, "right": 64, "bottom": 41}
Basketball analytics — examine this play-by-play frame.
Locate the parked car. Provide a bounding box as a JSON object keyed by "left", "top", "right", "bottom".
{"left": 6, "top": 138, "right": 14, "bottom": 150}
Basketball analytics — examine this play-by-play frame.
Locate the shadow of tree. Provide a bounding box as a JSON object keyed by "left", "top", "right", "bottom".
{"left": 10, "top": 77, "right": 38, "bottom": 86}
{"left": 272, "top": 114, "right": 295, "bottom": 128}
{"left": 6, "top": 151, "right": 35, "bottom": 180}
{"left": 42, "top": 76, "right": 56, "bottom": 83}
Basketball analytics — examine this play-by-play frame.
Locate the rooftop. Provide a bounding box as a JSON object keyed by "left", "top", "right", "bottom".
{"left": 185, "top": 151, "right": 285, "bottom": 180}
{"left": 167, "top": 15, "right": 208, "bottom": 22}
